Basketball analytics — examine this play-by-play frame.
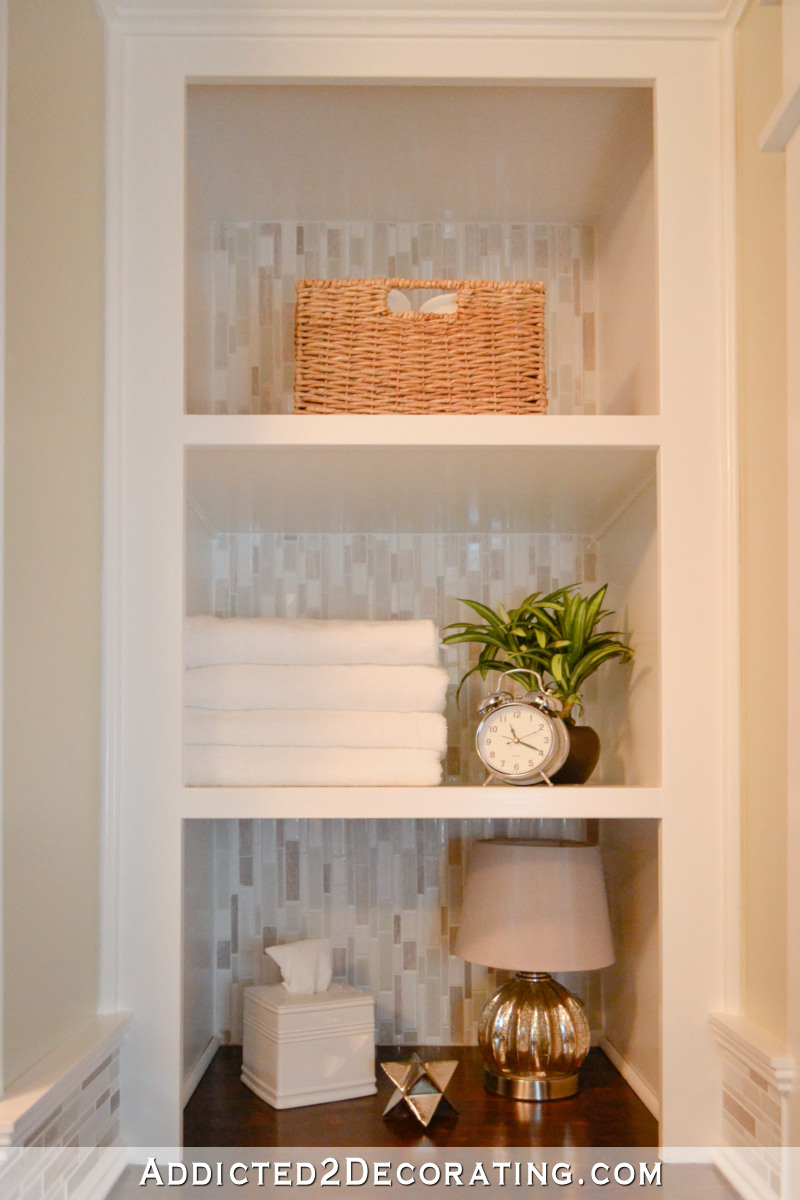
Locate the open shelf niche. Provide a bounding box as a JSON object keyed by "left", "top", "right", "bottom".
{"left": 185, "top": 442, "right": 659, "bottom": 789}
{"left": 185, "top": 83, "right": 657, "bottom": 417}
{"left": 182, "top": 815, "right": 661, "bottom": 1132}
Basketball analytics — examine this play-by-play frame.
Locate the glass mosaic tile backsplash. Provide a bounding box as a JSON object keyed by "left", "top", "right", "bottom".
{"left": 211, "top": 817, "right": 599, "bottom": 1048}
{"left": 188, "top": 530, "right": 600, "bottom": 786}
{"left": 201, "top": 220, "right": 597, "bottom": 415}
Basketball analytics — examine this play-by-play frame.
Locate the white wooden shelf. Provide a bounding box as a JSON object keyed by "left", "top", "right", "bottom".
{"left": 179, "top": 784, "right": 665, "bottom": 821}
{"left": 183, "top": 413, "right": 662, "bottom": 449}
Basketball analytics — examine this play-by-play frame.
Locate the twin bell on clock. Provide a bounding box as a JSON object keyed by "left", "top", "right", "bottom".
{"left": 475, "top": 669, "right": 570, "bottom": 786}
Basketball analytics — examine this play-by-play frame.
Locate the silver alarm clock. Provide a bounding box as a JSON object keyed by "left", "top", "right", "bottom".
{"left": 475, "top": 670, "right": 570, "bottom": 786}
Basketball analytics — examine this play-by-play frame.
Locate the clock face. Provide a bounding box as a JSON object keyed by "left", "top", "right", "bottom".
{"left": 476, "top": 702, "right": 556, "bottom": 780}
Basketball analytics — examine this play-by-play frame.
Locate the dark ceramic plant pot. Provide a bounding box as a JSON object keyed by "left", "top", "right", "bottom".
{"left": 550, "top": 724, "right": 601, "bottom": 785}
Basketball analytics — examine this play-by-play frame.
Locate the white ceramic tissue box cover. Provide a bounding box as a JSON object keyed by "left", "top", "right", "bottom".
{"left": 241, "top": 983, "right": 377, "bottom": 1109}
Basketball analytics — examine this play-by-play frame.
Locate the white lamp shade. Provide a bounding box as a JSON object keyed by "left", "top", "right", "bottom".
{"left": 454, "top": 840, "right": 615, "bottom": 973}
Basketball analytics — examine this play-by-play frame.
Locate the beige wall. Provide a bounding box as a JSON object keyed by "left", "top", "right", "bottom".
{"left": 735, "top": 0, "right": 788, "bottom": 1039}
{"left": 3, "top": 0, "right": 104, "bottom": 1085}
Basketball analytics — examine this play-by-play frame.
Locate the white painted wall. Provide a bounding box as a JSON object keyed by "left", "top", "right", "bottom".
{"left": 593, "top": 471, "right": 659, "bottom": 787}
{"left": 601, "top": 819, "right": 660, "bottom": 1108}
{"left": 596, "top": 99, "right": 658, "bottom": 415}
{"left": 182, "top": 820, "right": 216, "bottom": 1092}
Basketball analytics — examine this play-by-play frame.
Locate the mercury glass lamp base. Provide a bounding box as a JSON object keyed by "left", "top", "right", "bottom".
{"left": 483, "top": 1067, "right": 580, "bottom": 1101}
{"left": 477, "top": 972, "right": 591, "bottom": 1103}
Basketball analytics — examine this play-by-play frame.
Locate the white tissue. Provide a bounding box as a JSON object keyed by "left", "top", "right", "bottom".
{"left": 266, "top": 937, "right": 333, "bottom": 995}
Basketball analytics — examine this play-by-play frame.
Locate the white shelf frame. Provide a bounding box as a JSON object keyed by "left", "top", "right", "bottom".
{"left": 99, "top": 16, "right": 739, "bottom": 1158}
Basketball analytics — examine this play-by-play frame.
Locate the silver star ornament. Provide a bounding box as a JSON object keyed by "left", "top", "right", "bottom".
{"left": 381, "top": 1053, "right": 458, "bottom": 1127}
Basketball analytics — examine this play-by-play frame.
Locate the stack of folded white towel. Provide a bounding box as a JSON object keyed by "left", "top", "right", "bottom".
{"left": 184, "top": 616, "right": 449, "bottom": 786}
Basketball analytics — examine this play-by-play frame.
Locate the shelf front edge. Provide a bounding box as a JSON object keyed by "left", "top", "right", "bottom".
{"left": 178, "top": 784, "right": 664, "bottom": 820}
{"left": 182, "top": 413, "right": 662, "bottom": 449}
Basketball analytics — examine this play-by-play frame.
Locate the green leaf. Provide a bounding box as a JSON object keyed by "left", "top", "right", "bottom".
{"left": 550, "top": 652, "right": 566, "bottom": 687}
{"left": 453, "top": 598, "right": 506, "bottom": 629}
{"left": 584, "top": 585, "right": 608, "bottom": 633}
{"left": 441, "top": 631, "right": 514, "bottom": 650}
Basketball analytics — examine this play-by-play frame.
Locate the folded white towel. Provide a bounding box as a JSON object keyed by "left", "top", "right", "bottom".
{"left": 266, "top": 938, "right": 333, "bottom": 995}
{"left": 185, "top": 616, "right": 440, "bottom": 668}
{"left": 184, "top": 663, "right": 449, "bottom": 714}
{"left": 184, "top": 708, "right": 448, "bottom": 754}
{"left": 184, "top": 745, "right": 444, "bottom": 786}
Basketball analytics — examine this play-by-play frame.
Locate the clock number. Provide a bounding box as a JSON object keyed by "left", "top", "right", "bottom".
{"left": 543, "top": 736, "right": 549, "bottom": 744}
{"left": 485, "top": 737, "right": 492, "bottom": 745}
{"left": 490, "top": 751, "right": 495, "bottom": 759}
{"left": 513, "top": 710, "right": 521, "bottom": 718}
{"left": 528, "top": 759, "right": 535, "bottom": 768}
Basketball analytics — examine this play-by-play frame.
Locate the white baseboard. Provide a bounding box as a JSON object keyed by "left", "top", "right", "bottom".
{"left": 713, "top": 1146, "right": 777, "bottom": 1200}
{"left": 73, "top": 1145, "right": 129, "bottom": 1200}
{"left": 599, "top": 1034, "right": 660, "bottom": 1121}
{"left": 182, "top": 1035, "right": 221, "bottom": 1106}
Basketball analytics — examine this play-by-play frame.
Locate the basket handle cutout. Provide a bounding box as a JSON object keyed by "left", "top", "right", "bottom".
{"left": 386, "top": 287, "right": 458, "bottom": 316}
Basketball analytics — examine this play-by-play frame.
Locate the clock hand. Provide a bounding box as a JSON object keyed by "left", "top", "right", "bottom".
{"left": 514, "top": 738, "right": 545, "bottom": 753}
{"left": 501, "top": 728, "right": 544, "bottom": 753}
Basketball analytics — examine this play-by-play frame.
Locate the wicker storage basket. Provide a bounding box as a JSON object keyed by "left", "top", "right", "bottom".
{"left": 294, "top": 278, "right": 546, "bottom": 414}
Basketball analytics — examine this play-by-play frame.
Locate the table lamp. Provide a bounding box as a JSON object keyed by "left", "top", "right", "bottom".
{"left": 455, "top": 839, "right": 614, "bottom": 1101}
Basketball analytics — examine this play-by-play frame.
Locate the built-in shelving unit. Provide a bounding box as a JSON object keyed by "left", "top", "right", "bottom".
{"left": 101, "top": 5, "right": 736, "bottom": 1159}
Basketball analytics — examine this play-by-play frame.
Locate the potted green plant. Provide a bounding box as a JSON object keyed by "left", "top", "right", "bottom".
{"left": 442, "top": 584, "right": 633, "bottom": 784}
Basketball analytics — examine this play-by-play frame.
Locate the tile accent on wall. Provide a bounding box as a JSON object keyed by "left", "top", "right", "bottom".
{"left": 0, "top": 1048, "right": 124, "bottom": 1200}
{"left": 710, "top": 1014, "right": 794, "bottom": 1200}
{"left": 201, "top": 220, "right": 597, "bottom": 416}
{"left": 211, "top": 818, "right": 600, "bottom": 1048}
{"left": 192, "top": 530, "right": 597, "bottom": 786}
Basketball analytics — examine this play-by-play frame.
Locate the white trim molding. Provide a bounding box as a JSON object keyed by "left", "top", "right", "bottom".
{"left": 0, "top": 0, "right": 7, "bottom": 1104}
{"left": 760, "top": 85, "right": 800, "bottom": 153}
{"left": 92, "top": 0, "right": 748, "bottom": 40}
{"left": 599, "top": 1034, "right": 661, "bottom": 1120}
{"left": 709, "top": 1012, "right": 795, "bottom": 1200}
{"left": 98, "top": 20, "right": 126, "bottom": 1021}
{"left": 182, "top": 1034, "right": 221, "bottom": 1107}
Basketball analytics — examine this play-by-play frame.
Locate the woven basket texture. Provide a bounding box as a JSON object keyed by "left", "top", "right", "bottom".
{"left": 294, "top": 278, "right": 547, "bottom": 414}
